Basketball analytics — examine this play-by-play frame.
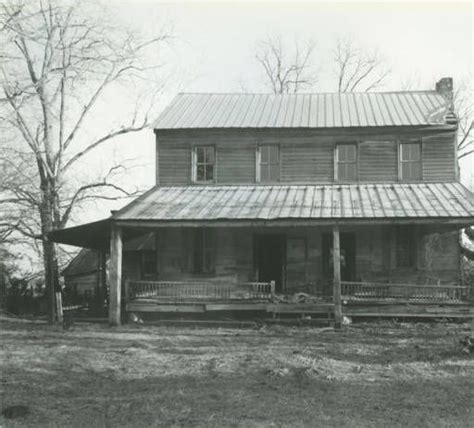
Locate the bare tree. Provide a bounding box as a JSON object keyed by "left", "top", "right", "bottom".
{"left": 0, "top": 0, "right": 171, "bottom": 322}
{"left": 333, "top": 38, "right": 390, "bottom": 93}
{"left": 455, "top": 79, "right": 473, "bottom": 160}
{"left": 255, "top": 35, "right": 317, "bottom": 94}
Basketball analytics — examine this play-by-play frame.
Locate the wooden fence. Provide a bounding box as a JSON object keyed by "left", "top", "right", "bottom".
{"left": 126, "top": 280, "right": 275, "bottom": 302}
{"left": 341, "top": 281, "right": 470, "bottom": 303}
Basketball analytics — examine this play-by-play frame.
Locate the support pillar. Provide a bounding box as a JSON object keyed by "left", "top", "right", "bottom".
{"left": 333, "top": 224, "right": 342, "bottom": 329}
{"left": 109, "top": 225, "right": 122, "bottom": 326}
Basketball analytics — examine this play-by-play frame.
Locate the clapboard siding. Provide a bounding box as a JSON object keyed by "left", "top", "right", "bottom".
{"left": 359, "top": 141, "right": 398, "bottom": 182}
{"left": 218, "top": 144, "right": 255, "bottom": 183}
{"left": 159, "top": 144, "right": 191, "bottom": 185}
{"left": 281, "top": 143, "right": 333, "bottom": 182}
{"left": 156, "top": 129, "right": 457, "bottom": 185}
{"left": 423, "top": 133, "right": 457, "bottom": 181}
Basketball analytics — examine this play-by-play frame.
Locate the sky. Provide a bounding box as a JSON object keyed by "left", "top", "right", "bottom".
{"left": 77, "top": 0, "right": 473, "bottom": 222}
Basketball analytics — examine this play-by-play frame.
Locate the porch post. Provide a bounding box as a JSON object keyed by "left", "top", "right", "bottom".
{"left": 333, "top": 224, "right": 342, "bottom": 329}
{"left": 109, "top": 225, "right": 122, "bottom": 326}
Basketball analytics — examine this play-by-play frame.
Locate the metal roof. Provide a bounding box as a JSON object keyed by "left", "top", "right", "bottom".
{"left": 154, "top": 92, "right": 453, "bottom": 130}
{"left": 113, "top": 183, "right": 474, "bottom": 223}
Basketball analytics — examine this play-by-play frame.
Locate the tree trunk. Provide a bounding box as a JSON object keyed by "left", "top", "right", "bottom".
{"left": 40, "top": 179, "right": 61, "bottom": 324}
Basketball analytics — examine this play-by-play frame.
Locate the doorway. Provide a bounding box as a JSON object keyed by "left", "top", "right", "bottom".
{"left": 254, "top": 234, "right": 286, "bottom": 292}
{"left": 322, "top": 233, "right": 356, "bottom": 282}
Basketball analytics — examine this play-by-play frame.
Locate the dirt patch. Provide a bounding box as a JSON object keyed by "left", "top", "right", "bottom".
{"left": 0, "top": 318, "right": 473, "bottom": 427}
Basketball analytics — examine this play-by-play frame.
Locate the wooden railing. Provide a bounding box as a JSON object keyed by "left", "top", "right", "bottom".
{"left": 125, "top": 280, "right": 275, "bottom": 302}
{"left": 341, "top": 281, "right": 470, "bottom": 302}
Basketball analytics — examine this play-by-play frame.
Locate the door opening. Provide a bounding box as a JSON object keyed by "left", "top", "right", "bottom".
{"left": 254, "top": 234, "right": 286, "bottom": 292}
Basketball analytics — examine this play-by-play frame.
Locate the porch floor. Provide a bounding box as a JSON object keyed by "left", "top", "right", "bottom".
{"left": 125, "top": 299, "right": 473, "bottom": 320}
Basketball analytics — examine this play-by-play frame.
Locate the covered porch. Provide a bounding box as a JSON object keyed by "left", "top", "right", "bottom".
{"left": 49, "top": 183, "right": 474, "bottom": 326}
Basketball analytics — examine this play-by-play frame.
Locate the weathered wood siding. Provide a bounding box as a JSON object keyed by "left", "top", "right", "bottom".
{"left": 423, "top": 133, "right": 457, "bottom": 181}
{"left": 156, "top": 129, "right": 457, "bottom": 185}
{"left": 122, "top": 225, "right": 461, "bottom": 294}
{"left": 359, "top": 141, "right": 398, "bottom": 182}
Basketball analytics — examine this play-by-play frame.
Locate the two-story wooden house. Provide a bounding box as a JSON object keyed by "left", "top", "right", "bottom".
{"left": 52, "top": 78, "right": 474, "bottom": 326}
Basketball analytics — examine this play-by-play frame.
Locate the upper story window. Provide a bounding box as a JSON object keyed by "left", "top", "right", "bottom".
{"left": 257, "top": 145, "right": 280, "bottom": 182}
{"left": 335, "top": 144, "right": 357, "bottom": 181}
{"left": 399, "top": 142, "right": 421, "bottom": 181}
{"left": 193, "top": 146, "right": 215, "bottom": 183}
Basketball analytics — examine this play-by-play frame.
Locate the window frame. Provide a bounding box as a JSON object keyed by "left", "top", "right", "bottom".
{"left": 192, "top": 145, "right": 216, "bottom": 184}
{"left": 335, "top": 143, "right": 358, "bottom": 182}
{"left": 398, "top": 141, "right": 422, "bottom": 182}
{"left": 256, "top": 144, "right": 280, "bottom": 183}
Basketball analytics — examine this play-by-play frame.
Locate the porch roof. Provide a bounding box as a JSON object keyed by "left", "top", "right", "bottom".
{"left": 49, "top": 182, "right": 473, "bottom": 249}
{"left": 113, "top": 182, "right": 474, "bottom": 224}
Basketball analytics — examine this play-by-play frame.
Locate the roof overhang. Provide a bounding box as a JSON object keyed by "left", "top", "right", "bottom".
{"left": 49, "top": 219, "right": 112, "bottom": 250}
{"left": 114, "top": 217, "right": 473, "bottom": 229}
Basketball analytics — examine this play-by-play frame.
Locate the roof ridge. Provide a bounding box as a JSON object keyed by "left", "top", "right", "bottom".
{"left": 176, "top": 90, "right": 440, "bottom": 96}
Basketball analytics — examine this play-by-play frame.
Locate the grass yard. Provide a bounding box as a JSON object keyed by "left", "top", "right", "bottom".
{"left": 0, "top": 317, "right": 473, "bottom": 427}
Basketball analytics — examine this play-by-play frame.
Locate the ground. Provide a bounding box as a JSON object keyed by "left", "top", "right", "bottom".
{"left": 0, "top": 317, "right": 473, "bottom": 427}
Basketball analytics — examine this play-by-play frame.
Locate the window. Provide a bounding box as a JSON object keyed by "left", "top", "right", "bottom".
{"left": 193, "top": 146, "right": 215, "bottom": 183}
{"left": 141, "top": 251, "right": 157, "bottom": 279}
{"left": 399, "top": 142, "right": 421, "bottom": 181}
{"left": 257, "top": 145, "right": 280, "bottom": 182}
{"left": 336, "top": 144, "right": 357, "bottom": 181}
{"left": 193, "top": 229, "right": 214, "bottom": 273}
{"left": 395, "top": 226, "right": 416, "bottom": 268}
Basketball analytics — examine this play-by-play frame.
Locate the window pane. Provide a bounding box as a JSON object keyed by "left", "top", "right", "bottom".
{"left": 196, "top": 147, "right": 205, "bottom": 163}
{"left": 205, "top": 147, "right": 215, "bottom": 163}
{"left": 260, "top": 146, "right": 268, "bottom": 163}
{"left": 410, "top": 162, "right": 421, "bottom": 180}
{"left": 197, "top": 165, "right": 205, "bottom": 181}
{"left": 409, "top": 144, "right": 420, "bottom": 161}
{"left": 401, "top": 163, "right": 411, "bottom": 180}
{"left": 338, "top": 145, "right": 346, "bottom": 162}
{"left": 346, "top": 163, "right": 356, "bottom": 180}
{"left": 269, "top": 146, "right": 279, "bottom": 163}
{"left": 260, "top": 165, "right": 269, "bottom": 182}
{"left": 269, "top": 164, "right": 280, "bottom": 181}
{"left": 205, "top": 165, "right": 214, "bottom": 181}
{"left": 401, "top": 143, "right": 421, "bottom": 161}
{"left": 340, "top": 145, "right": 356, "bottom": 162}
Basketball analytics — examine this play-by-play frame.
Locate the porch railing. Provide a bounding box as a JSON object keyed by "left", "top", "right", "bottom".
{"left": 125, "top": 280, "right": 275, "bottom": 302}
{"left": 341, "top": 281, "right": 470, "bottom": 302}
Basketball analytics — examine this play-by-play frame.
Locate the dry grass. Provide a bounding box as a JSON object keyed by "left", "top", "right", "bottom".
{"left": 0, "top": 317, "right": 473, "bottom": 427}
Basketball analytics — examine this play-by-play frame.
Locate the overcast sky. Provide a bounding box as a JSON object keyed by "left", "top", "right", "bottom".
{"left": 79, "top": 0, "right": 473, "bottom": 222}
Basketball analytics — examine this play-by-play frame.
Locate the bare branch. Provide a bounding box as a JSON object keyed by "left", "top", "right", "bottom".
{"left": 255, "top": 35, "right": 317, "bottom": 94}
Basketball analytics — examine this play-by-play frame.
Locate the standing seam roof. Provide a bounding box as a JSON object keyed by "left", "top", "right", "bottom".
{"left": 153, "top": 92, "right": 453, "bottom": 130}
{"left": 113, "top": 183, "right": 474, "bottom": 222}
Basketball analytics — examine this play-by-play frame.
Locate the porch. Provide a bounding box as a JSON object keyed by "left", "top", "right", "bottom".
{"left": 123, "top": 279, "right": 472, "bottom": 321}
{"left": 48, "top": 183, "right": 474, "bottom": 326}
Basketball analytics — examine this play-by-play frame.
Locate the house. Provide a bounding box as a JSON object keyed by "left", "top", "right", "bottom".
{"left": 51, "top": 77, "right": 474, "bottom": 326}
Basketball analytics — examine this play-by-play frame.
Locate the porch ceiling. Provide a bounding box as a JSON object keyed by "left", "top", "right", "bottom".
{"left": 112, "top": 183, "right": 474, "bottom": 225}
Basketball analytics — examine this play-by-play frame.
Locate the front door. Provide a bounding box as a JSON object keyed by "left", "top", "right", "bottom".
{"left": 322, "top": 233, "right": 356, "bottom": 282}
{"left": 254, "top": 234, "right": 285, "bottom": 292}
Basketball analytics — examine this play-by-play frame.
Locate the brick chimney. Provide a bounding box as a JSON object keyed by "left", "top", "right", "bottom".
{"left": 435, "top": 77, "right": 453, "bottom": 100}
{"left": 435, "top": 77, "right": 457, "bottom": 125}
